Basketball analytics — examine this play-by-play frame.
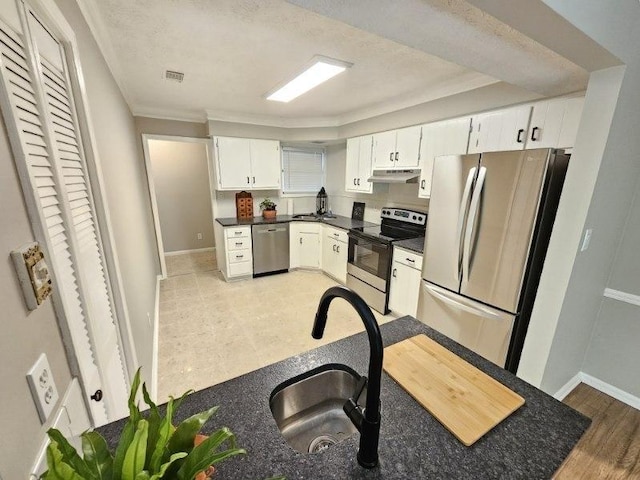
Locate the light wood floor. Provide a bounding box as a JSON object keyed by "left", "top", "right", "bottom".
{"left": 555, "top": 383, "right": 640, "bottom": 479}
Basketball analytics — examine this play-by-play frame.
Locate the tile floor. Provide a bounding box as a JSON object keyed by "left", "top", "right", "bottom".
{"left": 157, "top": 251, "right": 396, "bottom": 400}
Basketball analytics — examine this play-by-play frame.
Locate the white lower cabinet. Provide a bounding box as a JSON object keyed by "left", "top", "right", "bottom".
{"left": 388, "top": 247, "right": 423, "bottom": 317}
{"left": 322, "top": 226, "right": 348, "bottom": 284}
{"left": 290, "top": 222, "right": 321, "bottom": 269}
{"left": 214, "top": 223, "right": 253, "bottom": 280}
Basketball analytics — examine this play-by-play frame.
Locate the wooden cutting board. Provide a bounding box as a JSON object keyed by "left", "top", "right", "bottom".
{"left": 383, "top": 334, "right": 525, "bottom": 446}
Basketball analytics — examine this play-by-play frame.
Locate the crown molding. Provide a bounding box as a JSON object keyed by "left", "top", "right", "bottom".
{"left": 76, "top": 0, "right": 133, "bottom": 106}
{"left": 205, "top": 110, "right": 340, "bottom": 128}
{"left": 131, "top": 105, "right": 208, "bottom": 123}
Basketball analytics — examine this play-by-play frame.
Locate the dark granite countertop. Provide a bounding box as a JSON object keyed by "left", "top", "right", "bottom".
{"left": 98, "top": 317, "right": 589, "bottom": 479}
{"left": 394, "top": 236, "right": 425, "bottom": 255}
{"left": 215, "top": 214, "right": 377, "bottom": 230}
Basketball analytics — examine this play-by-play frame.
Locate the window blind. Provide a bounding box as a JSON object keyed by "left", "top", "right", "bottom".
{"left": 281, "top": 147, "right": 324, "bottom": 194}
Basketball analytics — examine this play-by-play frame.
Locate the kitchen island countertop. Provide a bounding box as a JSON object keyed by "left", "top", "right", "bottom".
{"left": 98, "top": 316, "right": 589, "bottom": 479}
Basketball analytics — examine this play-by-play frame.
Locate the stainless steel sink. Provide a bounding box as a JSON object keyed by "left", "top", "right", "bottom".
{"left": 292, "top": 213, "right": 319, "bottom": 220}
{"left": 269, "top": 364, "right": 366, "bottom": 454}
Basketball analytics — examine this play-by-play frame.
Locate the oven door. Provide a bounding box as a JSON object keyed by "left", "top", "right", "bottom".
{"left": 347, "top": 232, "right": 391, "bottom": 292}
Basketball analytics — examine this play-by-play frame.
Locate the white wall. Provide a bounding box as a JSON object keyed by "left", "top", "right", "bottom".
{"left": 148, "top": 140, "right": 214, "bottom": 252}
{"left": 55, "top": 0, "right": 158, "bottom": 384}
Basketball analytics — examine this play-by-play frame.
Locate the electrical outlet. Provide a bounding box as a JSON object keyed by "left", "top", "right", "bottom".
{"left": 197, "top": 232, "right": 203, "bottom": 240}
{"left": 27, "top": 353, "right": 59, "bottom": 423}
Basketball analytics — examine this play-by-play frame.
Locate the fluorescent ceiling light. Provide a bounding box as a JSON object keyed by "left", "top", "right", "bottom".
{"left": 267, "top": 56, "right": 351, "bottom": 103}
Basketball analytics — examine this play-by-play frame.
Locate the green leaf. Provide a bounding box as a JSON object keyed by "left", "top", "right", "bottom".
{"left": 81, "top": 431, "right": 113, "bottom": 480}
{"left": 142, "top": 382, "right": 162, "bottom": 470}
{"left": 134, "top": 472, "right": 150, "bottom": 480}
{"left": 148, "top": 452, "right": 187, "bottom": 480}
{"left": 167, "top": 406, "right": 219, "bottom": 455}
{"left": 122, "top": 420, "right": 149, "bottom": 480}
{"left": 128, "top": 368, "right": 142, "bottom": 423}
{"left": 44, "top": 440, "right": 86, "bottom": 480}
{"left": 46, "top": 428, "right": 96, "bottom": 479}
{"left": 150, "top": 397, "right": 175, "bottom": 471}
{"left": 176, "top": 427, "right": 246, "bottom": 480}
{"left": 171, "top": 389, "right": 193, "bottom": 414}
{"left": 113, "top": 419, "right": 136, "bottom": 477}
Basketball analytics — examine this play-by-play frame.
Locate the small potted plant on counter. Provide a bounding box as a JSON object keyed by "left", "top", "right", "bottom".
{"left": 259, "top": 198, "right": 277, "bottom": 219}
{"left": 41, "top": 369, "right": 247, "bottom": 480}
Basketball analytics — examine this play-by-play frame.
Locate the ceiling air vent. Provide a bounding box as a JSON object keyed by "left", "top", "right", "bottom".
{"left": 165, "top": 70, "right": 184, "bottom": 82}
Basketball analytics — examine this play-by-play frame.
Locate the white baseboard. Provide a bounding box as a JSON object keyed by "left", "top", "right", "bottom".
{"left": 164, "top": 247, "right": 215, "bottom": 256}
{"left": 554, "top": 371, "right": 640, "bottom": 410}
{"left": 151, "top": 274, "right": 161, "bottom": 401}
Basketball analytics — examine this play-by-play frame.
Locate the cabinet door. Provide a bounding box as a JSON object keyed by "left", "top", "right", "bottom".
{"left": 468, "top": 111, "right": 503, "bottom": 153}
{"left": 526, "top": 100, "right": 564, "bottom": 149}
{"left": 345, "top": 137, "right": 361, "bottom": 192}
{"left": 557, "top": 97, "right": 584, "bottom": 148}
{"left": 357, "top": 135, "right": 374, "bottom": 192}
{"left": 299, "top": 232, "right": 320, "bottom": 268}
{"left": 395, "top": 125, "right": 422, "bottom": 168}
{"left": 372, "top": 130, "right": 397, "bottom": 169}
{"left": 322, "top": 236, "right": 336, "bottom": 276}
{"left": 250, "top": 139, "right": 281, "bottom": 189}
{"left": 389, "top": 261, "right": 422, "bottom": 317}
{"left": 498, "top": 105, "right": 531, "bottom": 151}
{"left": 418, "top": 123, "right": 437, "bottom": 199}
{"left": 215, "top": 137, "right": 252, "bottom": 190}
{"left": 335, "top": 241, "right": 347, "bottom": 284}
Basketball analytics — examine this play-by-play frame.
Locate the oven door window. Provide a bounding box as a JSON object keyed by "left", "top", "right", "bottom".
{"left": 349, "top": 236, "right": 390, "bottom": 279}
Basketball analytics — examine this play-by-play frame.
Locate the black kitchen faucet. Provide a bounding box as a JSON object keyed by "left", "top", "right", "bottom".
{"left": 312, "top": 286, "right": 383, "bottom": 468}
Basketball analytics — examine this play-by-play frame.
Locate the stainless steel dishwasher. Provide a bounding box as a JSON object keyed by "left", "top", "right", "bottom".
{"left": 252, "top": 223, "right": 290, "bottom": 276}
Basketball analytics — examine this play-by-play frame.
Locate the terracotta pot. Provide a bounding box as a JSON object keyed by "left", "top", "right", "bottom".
{"left": 262, "top": 209, "right": 277, "bottom": 219}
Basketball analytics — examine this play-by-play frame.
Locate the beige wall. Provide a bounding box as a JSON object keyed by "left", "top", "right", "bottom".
{"left": 0, "top": 110, "right": 73, "bottom": 479}
{"left": 135, "top": 116, "right": 207, "bottom": 138}
{"left": 55, "top": 0, "right": 158, "bottom": 384}
{"left": 148, "top": 140, "right": 214, "bottom": 252}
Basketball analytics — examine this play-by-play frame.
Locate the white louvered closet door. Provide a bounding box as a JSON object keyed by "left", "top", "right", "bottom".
{"left": 0, "top": 12, "right": 128, "bottom": 424}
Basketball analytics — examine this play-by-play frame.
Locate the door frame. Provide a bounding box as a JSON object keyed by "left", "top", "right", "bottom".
{"left": 141, "top": 134, "right": 216, "bottom": 278}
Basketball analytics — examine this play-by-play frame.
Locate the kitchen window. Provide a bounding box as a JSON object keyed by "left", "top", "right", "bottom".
{"left": 281, "top": 146, "right": 325, "bottom": 194}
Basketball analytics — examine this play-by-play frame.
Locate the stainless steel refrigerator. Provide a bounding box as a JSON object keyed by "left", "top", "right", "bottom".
{"left": 417, "top": 148, "right": 569, "bottom": 372}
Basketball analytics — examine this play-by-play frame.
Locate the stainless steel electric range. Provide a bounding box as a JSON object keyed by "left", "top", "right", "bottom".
{"left": 347, "top": 207, "right": 427, "bottom": 314}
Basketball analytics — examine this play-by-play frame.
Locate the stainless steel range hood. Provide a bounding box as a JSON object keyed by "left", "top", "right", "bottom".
{"left": 367, "top": 170, "right": 420, "bottom": 184}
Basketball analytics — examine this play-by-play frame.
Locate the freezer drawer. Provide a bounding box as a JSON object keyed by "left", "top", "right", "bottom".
{"left": 417, "top": 281, "right": 515, "bottom": 367}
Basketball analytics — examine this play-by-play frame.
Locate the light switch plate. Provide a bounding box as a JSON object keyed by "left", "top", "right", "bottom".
{"left": 11, "top": 242, "right": 52, "bottom": 310}
{"left": 27, "top": 353, "right": 59, "bottom": 423}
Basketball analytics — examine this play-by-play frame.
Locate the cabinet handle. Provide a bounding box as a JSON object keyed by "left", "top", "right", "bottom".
{"left": 531, "top": 126, "right": 540, "bottom": 141}
{"left": 246, "top": 176, "right": 250, "bottom": 184}
{"left": 236, "top": 254, "right": 243, "bottom": 259}
{"left": 392, "top": 268, "right": 397, "bottom": 278}
{"left": 252, "top": 176, "right": 256, "bottom": 184}
{"left": 354, "top": 178, "right": 357, "bottom": 186}
{"left": 420, "top": 179, "right": 425, "bottom": 190}
{"left": 333, "top": 244, "right": 337, "bottom": 252}
{"left": 406, "top": 258, "right": 415, "bottom": 263}
{"left": 235, "top": 242, "right": 242, "bottom": 246}
{"left": 357, "top": 178, "right": 360, "bottom": 186}
{"left": 333, "top": 233, "right": 339, "bottom": 237}
{"left": 336, "top": 245, "right": 340, "bottom": 253}
{"left": 516, "top": 128, "right": 524, "bottom": 143}
{"left": 235, "top": 231, "right": 242, "bottom": 235}
{"left": 389, "top": 152, "right": 394, "bottom": 162}
{"left": 395, "top": 151, "right": 399, "bottom": 161}
{"left": 299, "top": 237, "right": 303, "bottom": 245}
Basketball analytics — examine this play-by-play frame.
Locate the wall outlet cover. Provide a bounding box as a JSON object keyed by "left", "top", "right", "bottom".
{"left": 11, "top": 242, "right": 52, "bottom": 310}
{"left": 27, "top": 353, "right": 59, "bottom": 423}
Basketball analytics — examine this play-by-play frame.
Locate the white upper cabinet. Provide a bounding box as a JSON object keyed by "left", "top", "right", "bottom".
{"left": 214, "top": 136, "right": 280, "bottom": 190}
{"left": 372, "top": 125, "right": 422, "bottom": 169}
{"left": 468, "top": 105, "right": 532, "bottom": 153}
{"left": 345, "top": 135, "right": 373, "bottom": 193}
{"left": 527, "top": 97, "right": 584, "bottom": 150}
{"left": 418, "top": 117, "right": 471, "bottom": 199}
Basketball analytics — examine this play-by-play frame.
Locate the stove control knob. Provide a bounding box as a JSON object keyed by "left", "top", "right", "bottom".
{"left": 418, "top": 216, "right": 423, "bottom": 222}
{"left": 412, "top": 215, "right": 417, "bottom": 220}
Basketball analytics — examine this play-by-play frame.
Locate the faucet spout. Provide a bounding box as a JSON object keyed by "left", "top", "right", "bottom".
{"left": 312, "top": 286, "right": 383, "bottom": 468}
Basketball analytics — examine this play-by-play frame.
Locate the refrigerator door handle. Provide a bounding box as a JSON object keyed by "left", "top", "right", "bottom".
{"left": 424, "top": 283, "right": 502, "bottom": 320}
{"left": 462, "top": 166, "right": 487, "bottom": 289}
{"left": 455, "top": 167, "right": 476, "bottom": 280}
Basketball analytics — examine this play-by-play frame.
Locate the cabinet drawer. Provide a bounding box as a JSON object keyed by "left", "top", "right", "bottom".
{"left": 325, "top": 226, "right": 348, "bottom": 244}
{"left": 227, "top": 237, "right": 251, "bottom": 251}
{"left": 394, "top": 247, "right": 423, "bottom": 270}
{"left": 228, "top": 248, "right": 252, "bottom": 264}
{"left": 228, "top": 260, "right": 252, "bottom": 277}
{"left": 224, "top": 226, "right": 251, "bottom": 239}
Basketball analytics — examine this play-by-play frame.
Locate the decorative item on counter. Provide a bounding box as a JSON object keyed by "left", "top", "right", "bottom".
{"left": 42, "top": 369, "right": 247, "bottom": 480}
{"left": 235, "top": 191, "right": 253, "bottom": 220}
{"left": 259, "top": 197, "right": 277, "bottom": 219}
{"left": 352, "top": 201, "right": 365, "bottom": 221}
{"left": 316, "top": 187, "right": 328, "bottom": 215}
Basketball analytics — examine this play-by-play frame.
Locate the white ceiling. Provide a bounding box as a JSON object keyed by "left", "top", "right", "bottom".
{"left": 80, "top": 0, "right": 591, "bottom": 126}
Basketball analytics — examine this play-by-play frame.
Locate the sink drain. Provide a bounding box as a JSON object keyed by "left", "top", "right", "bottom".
{"left": 308, "top": 434, "right": 339, "bottom": 453}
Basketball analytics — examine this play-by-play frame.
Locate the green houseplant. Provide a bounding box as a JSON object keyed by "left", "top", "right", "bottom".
{"left": 41, "top": 370, "right": 245, "bottom": 480}
{"left": 259, "top": 198, "right": 277, "bottom": 219}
